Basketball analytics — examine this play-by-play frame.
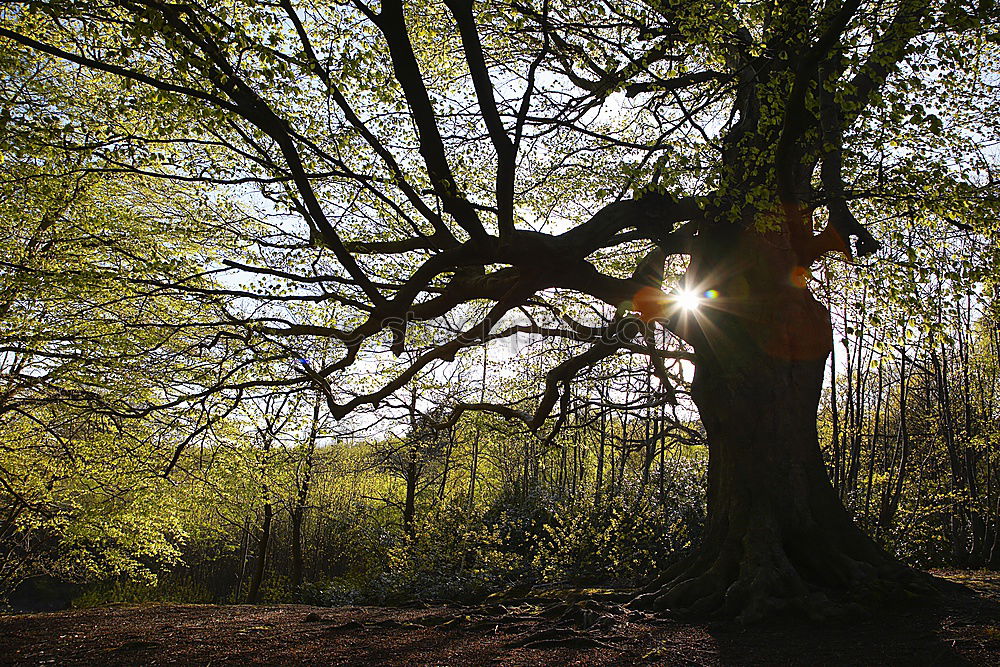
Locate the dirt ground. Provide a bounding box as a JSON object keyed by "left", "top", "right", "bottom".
{"left": 1, "top": 570, "right": 998, "bottom": 666}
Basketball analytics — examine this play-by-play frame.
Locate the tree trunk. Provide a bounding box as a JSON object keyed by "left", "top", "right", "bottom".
{"left": 438, "top": 426, "right": 454, "bottom": 501}
{"left": 246, "top": 499, "right": 272, "bottom": 604}
{"left": 290, "top": 497, "right": 306, "bottom": 593}
{"left": 290, "top": 398, "right": 318, "bottom": 593}
{"left": 595, "top": 394, "right": 606, "bottom": 504}
{"left": 403, "top": 453, "right": 418, "bottom": 539}
{"left": 235, "top": 514, "right": 251, "bottom": 601}
{"left": 633, "top": 227, "right": 922, "bottom": 621}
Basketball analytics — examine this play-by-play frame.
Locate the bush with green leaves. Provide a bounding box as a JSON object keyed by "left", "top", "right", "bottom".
{"left": 535, "top": 459, "right": 706, "bottom": 585}
{"left": 301, "top": 499, "right": 525, "bottom": 605}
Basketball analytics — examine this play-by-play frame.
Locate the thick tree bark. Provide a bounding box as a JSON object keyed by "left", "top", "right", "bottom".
{"left": 633, "top": 226, "right": 923, "bottom": 621}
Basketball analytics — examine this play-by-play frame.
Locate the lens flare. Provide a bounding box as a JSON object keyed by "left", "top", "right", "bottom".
{"left": 790, "top": 266, "right": 810, "bottom": 288}
{"left": 675, "top": 289, "right": 702, "bottom": 312}
{"left": 703, "top": 289, "right": 719, "bottom": 299}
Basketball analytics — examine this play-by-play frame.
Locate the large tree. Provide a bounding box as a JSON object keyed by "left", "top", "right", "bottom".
{"left": 1, "top": 0, "right": 996, "bottom": 620}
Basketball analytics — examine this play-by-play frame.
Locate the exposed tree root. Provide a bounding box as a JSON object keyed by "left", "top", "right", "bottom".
{"left": 509, "top": 626, "right": 618, "bottom": 650}
{"left": 630, "top": 522, "right": 939, "bottom": 624}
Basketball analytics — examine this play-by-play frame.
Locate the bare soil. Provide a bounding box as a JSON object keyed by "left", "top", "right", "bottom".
{"left": 1, "top": 570, "right": 997, "bottom": 666}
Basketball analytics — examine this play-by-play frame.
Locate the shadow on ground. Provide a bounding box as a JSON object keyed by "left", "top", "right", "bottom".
{"left": 0, "top": 570, "right": 997, "bottom": 665}
{"left": 710, "top": 580, "right": 999, "bottom": 666}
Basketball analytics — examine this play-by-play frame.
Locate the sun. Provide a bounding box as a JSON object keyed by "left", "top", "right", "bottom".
{"left": 675, "top": 289, "right": 702, "bottom": 312}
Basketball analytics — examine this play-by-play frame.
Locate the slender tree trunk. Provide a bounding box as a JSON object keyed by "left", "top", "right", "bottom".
{"left": 829, "top": 334, "right": 840, "bottom": 489}
{"left": 658, "top": 403, "right": 667, "bottom": 511}
{"left": 438, "top": 426, "right": 454, "bottom": 501}
{"left": 572, "top": 425, "right": 580, "bottom": 497}
{"left": 595, "top": 399, "right": 606, "bottom": 504}
{"left": 246, "top": 498, "right": 272, "bottom": 604}
{"left": 881, "top": 352, "right": 910, "bottom": 530}
{"left": 932, "top": 347, "right": 969, "bottom": 565}
{"left": 247, "top": 419, "right": 275, "bottom": 604}
{"left": 845, "top": 286, "right": 868, "bottom": 497}
{"left": 468, "top": 348, "right": 486, "bottom": 508}
{"left": 957, "top": 297, "right": 986, "bottom": 564}
{"left": 863, "top": 362, "right": 884, "bottom": 527}
{"left": 559, "top": 429, "right": 567, "bottom": 494}
{"left": 235, "top": 514, "right": 251, "bottom": 602}
{"left": 642, "top": 376, "right": 653, "bottom": 486}
{"left": 839, "top": 314, "right": 853, "bottom": 494}
{"left": 291, "top": 396, "right": 320, "bottom": 593}
{"left": 467, "top": 421, "right": 480, "bottom": 508}
{"left": 290, "top": 485, "right": 308, "bottom": 592}
{"left": 616, "top": 420, "right": 629, "bottom": 497}
{"left": 403, "top": 452, "right": 418, "bottom": 539}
